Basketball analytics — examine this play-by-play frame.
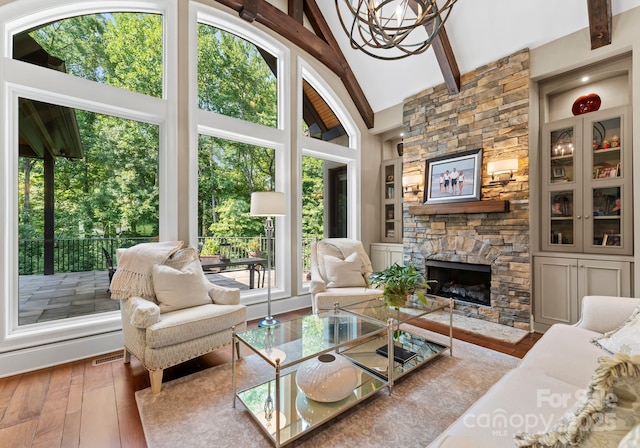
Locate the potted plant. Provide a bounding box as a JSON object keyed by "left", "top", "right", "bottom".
{"left": 199, "top": 239, "right": 221, "bottom": 263}
{"left": 247, "top": 239, "right": 263, "bottom": 258}
{"left": 368, "top": 262, "right": 435, "bottom": 307}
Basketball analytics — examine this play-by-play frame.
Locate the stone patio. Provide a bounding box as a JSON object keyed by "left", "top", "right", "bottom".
{"left": 18, "top": 268, "right": 264, "bottom": 325}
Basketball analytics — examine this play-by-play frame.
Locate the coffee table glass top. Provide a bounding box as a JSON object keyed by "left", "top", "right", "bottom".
{"left": 235, "top": 310, "right": 387, "bottom": 368}
{"left": 341, "top": 295, "right": 450, "bottom": 325}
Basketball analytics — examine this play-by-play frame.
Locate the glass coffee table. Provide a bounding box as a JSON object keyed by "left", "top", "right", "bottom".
{"left": 340, "top": 295, "right": 454, "bottom": 388}
{"left": 232, "top": 309, "right": 391, "bottom": 447}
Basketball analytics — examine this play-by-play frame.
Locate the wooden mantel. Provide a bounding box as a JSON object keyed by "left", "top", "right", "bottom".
{"left": 409, "top": 200, "right": 509, "bottom": 215}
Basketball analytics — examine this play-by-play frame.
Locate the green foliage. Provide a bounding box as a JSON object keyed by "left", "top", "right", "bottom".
{"left": 369, "top": 263, "right": 435, "bottom": 306}
{"left": 200, "top": 238, "right": 220, "bottom": 256}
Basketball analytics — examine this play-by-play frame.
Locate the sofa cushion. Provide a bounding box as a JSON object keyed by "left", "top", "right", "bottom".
{"left": 145, "top": 303, "right": 246, "bottom": 349}
{"left": 316, "top": 241, "right": 344, "bottom": 281}
{"left": 593, "top": 305, "right": 640, "bottom": 356}
{"left": 324, "top": 252, "right": 367, "bottom": 288}
{"left": 518, "top": 324, "right": 608, "bottom": 387}
{"left": 428, "top": 367, "right": 580, "bottom": 448}
{"left": 514, "top": 354, "right": 640, "bottom": 448}
{"left": 152, "top": 260, "right": 212, "bottom": 313}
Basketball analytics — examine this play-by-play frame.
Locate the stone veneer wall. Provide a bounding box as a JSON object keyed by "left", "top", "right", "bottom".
{"left": 403, "top": 48, "right": 531, "bottom": 330}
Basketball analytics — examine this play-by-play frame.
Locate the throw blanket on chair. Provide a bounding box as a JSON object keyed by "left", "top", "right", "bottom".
{"left": 110, "top": 241, "right": 183, "bottom": 300}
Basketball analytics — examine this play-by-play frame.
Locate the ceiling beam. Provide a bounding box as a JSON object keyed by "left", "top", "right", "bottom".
{"left": 213, "top": 0, "right": 374, "bottom": 128}
{"left": 429, "top": 27, "right": 460, "bottom": 94}
{"left": 587, "top": 0, "right": 612, "bottom": 50}
{"left": 288, "top": 0, "right": 304, "bottom": 24}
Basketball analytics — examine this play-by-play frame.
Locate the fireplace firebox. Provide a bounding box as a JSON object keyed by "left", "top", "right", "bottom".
{"left": 425, "top": 260, "right": 491, "bottom": 307}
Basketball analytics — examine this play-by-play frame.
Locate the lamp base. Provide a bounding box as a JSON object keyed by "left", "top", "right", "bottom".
{"left": 258, "top": 317, "right": 279, "bottom": 327}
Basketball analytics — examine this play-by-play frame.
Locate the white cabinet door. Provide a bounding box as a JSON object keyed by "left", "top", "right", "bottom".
{"left": 534, "top": 257, "right": 578, "bottom": 327}
{"left": 534, "top": 256, "right": 632, "bottom": 329}
{"left": 576, "top": 259, "right": 631, "bottom": 317}
{"left": 370, "top": 243, "right": 403, "bottom": 272}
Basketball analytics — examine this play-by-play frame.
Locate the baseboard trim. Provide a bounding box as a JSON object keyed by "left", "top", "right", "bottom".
{"left": 0, "top": 331, "right": 124, "bottom": 378}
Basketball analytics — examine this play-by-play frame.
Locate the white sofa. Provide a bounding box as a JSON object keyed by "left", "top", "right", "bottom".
{"left": 429, "top": 295, "right": 640, "bottom": 448}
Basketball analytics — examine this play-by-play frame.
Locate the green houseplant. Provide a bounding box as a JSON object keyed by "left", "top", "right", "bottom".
{"left": 368, "top": 262, "right": 435, "bottom": 307}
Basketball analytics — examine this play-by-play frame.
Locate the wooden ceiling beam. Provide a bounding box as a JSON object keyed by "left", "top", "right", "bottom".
{"left": 213, "top": 0, "right": 374, "bottom": 128}
{"left": 288, "top": 0, "right": 304, "bottom": 24}
{"left": 587, "top": 0, "right": 612, "bottom": 50}
{"left": 429, "top": 27, "right": 460, "bottom": 95}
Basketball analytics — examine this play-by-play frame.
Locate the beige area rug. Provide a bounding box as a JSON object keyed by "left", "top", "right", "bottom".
{"left": 421, "top": 310, "right": 529, "bottom": 344}
{"left": 136, "top": 327, "right": 519, "bottom": 448}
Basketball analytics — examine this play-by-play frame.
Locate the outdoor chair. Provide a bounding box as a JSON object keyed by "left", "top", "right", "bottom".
{"left": 111, "top": 241, "right": 247, "bottom": 394}
{"left": 102, "top": 247, "right": 117, "bottom": 292}
{"left": 309, "top": 238, "right": 383, "bottom": 313}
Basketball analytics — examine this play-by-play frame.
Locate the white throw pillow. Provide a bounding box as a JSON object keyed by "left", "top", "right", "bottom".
{"left": 593, "top": 305, "right": 640, "bottom": 355}
{"left": 152, "top": 259, "right": 212, "bottom": 313}
{"left": 618, "top": 423, "right": 640, "bottom": 448}
{"left": 324, "top": 252, "right": 367, "bottom": 288}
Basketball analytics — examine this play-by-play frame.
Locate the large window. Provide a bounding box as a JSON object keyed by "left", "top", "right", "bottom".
{"left": 0, "top": 1, "right": 361, "bottom": 365}
{"left": 198, "top": 22, "right": 277, "bottom": 128}
{"left": 13, "top": 13, "right": 163, "bottom": 97}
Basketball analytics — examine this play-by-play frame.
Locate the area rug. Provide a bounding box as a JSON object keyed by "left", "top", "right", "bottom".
{"left": 421, "top": 310, "right": 529, "bottom": 344}
{"left": 136, "top": 327, "right": 519, "bottom": 448}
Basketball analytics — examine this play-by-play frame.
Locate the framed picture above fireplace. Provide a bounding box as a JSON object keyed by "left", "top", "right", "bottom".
{"left": 423, "top": 148, "right": 483, "bottom": 204}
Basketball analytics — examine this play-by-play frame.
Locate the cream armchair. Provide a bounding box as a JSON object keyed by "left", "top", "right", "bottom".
{"left": 114, "top": 242, "right": 247, "bottom": 394}
{"left": 309, "top": 238, "right": 383, "bottom": 313}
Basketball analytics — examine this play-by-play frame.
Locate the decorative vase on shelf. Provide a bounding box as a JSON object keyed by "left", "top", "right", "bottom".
{"left": 295, "top": 353, "right": 358, "bottom": 402}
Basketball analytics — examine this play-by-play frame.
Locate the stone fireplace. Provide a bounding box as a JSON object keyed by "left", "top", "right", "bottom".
{"left": 401, "top": 48, "right": 531, "bottom": 331}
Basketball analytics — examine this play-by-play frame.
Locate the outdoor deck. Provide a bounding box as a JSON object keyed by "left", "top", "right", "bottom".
{"left": 18, "top": 268, "right": 266, "bottom": 325}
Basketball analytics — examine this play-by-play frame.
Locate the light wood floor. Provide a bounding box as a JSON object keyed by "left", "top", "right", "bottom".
{"left": 0, "top": 308, "right": 542, "bottom": 448}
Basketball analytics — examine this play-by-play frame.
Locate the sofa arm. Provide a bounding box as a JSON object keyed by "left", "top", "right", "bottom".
{"left": 126, "top": 297, "right": 160, "bottom": 328}
{"left": 207, "top": 283, "right": 241, "bottom": 305}
{"left": 576, "top": 295, "right": 640, "bottom": 333}
{"left": 309, "top": 241, "right": 326, "bottom": 293}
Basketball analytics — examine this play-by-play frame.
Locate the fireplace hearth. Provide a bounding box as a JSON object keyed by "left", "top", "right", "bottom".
{"left": 425, "top": 260, "right": 491, "bottom": 307}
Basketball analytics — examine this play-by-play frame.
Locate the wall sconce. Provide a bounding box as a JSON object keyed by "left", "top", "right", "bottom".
{"left": 402, "top": 173, "right": 422, "bottom": 196}
{"left": 487, "top": 159, "right": 518, "bottom": 185}
{"left": 404, "top": 184, "right": 421, "bottom": 195}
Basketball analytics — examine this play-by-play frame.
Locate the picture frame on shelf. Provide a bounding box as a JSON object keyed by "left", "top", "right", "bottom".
{"left": 602, "top": 234, "right": 621, "bottom": 247}
{"left": 423, "top": 148, "right": 482, "bottom": 204}
{"left": 596, "top": 166, "right": 618, "bottom": 179}
{"left": 552, "top": 167, "right": 565, "bottom": 179}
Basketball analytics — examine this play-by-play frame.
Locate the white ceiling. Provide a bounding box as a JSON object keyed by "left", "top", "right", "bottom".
{"left": 317, "top": 0, "right": 640, "bottom": 113}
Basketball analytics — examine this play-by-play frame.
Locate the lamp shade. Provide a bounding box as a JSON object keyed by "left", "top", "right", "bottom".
{"left": 487, "top": 159, "right": 518, "bottom": 175}
{"left": 250, "top": 191, "right": 286, "bottom": 217}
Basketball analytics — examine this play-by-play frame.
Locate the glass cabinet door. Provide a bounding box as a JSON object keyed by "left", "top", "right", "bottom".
{"left": 549, "top": 126, "right": 575, "bottom": 184}
{"left": 583, "top": 107, "right": 631, "bottom": 255}
{"left": 381, "top": 159, "right": 402, "bottom": 242}
{"left": 542, "top": 119, "right": 583, "bottom": 253}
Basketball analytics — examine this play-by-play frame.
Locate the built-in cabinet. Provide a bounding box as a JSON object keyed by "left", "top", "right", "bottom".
{"left": 370, "top": 243, "right": 403, "bottom": 272}
{"left": 541, "top": 106, "right": 632, "bottom": 255}
{"left": 534, "top": 256, "right": 631, "bottom": 330}
{"left": 381, "top": 158, "right": 403, "bottom": 242}
{"left": 534, "top": 57, "right": 633, "bottom": 330}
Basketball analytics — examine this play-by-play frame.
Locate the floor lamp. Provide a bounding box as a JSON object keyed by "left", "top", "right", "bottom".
{"left": 250, "top": 191, "right": 286, "bottom": 327}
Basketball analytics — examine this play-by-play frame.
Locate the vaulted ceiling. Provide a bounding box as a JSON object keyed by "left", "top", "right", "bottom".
{"left": 220, "top": 1, "right": 640, "bottom": 128}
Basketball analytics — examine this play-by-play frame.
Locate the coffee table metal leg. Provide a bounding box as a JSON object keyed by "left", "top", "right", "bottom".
{"left": 449, "top": 299, "right": 454, "bottom": 356}
{"left": 232, "top": 326, "right": 237, "bottom": 408}
{"left": 387, "top": 317, "right": 394, "bottom": 395}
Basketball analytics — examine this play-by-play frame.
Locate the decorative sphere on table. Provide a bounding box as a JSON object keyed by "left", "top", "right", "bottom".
{"left": 295, "top": 353, "right": 358, "bottom": 402}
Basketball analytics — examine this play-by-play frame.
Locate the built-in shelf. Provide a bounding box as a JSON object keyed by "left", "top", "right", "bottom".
{"left": 408, "top": 200, "right": 509, "bottom": 215}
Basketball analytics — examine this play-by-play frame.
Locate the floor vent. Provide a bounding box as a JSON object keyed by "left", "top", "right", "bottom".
{"left": 92, "top": 352, "right": 124, "bottom": 366}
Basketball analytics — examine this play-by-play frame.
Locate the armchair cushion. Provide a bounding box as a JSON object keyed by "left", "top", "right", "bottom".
{"left": 208, "top": 283, "right": 241, "bottom": 306}
{"left": 128, "top": 297, "right": 161, "bottom": 328}
{"left": 152, "top": 259, "right": 212, "bottom": 313}
{"left": 325, "top": 252, "right": 367, "bottom": 288}
{"left": 145, "top": 303, "right": 246, "bottom": 349}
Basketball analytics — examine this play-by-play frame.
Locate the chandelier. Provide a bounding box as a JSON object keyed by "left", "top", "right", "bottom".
{"left": 335, "top": 0, "right": 459, "bottom": 60}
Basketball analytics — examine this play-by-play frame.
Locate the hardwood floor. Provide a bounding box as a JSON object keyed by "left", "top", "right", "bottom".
{"left": 0, "top": 308, "right": 542, "bottom": 447}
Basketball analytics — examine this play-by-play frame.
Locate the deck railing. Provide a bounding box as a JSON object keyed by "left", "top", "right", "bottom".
{"left": 19, "top": 235, "right": 320, "bottom": 276}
